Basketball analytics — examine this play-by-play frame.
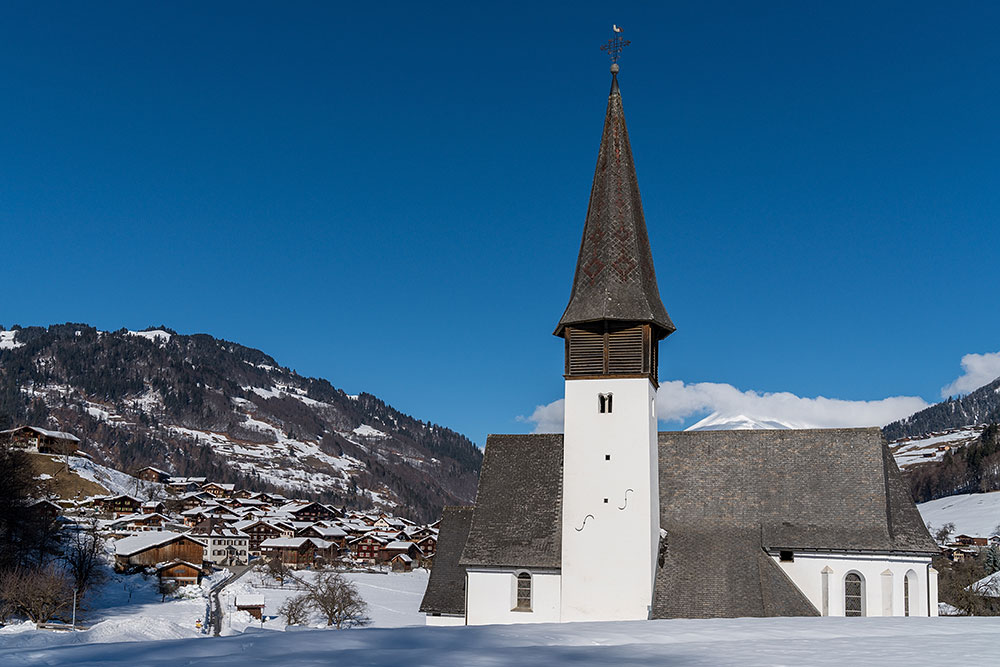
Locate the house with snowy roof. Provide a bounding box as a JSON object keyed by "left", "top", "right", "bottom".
{"left": 421, "top": 57, "right": 939, "bottom": 626}
{"left": 1, "top": 425, "right": 80, "bottom": 455}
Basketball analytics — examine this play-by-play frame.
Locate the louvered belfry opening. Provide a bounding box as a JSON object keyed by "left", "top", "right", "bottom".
{"left": 565, "top": 321, "right": 658, "bottom": 384}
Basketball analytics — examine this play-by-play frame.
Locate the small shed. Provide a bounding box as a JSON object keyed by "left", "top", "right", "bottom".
{"left": 391, "top": 553, "right": 413, "bottom": 572}
{"left": 235, "top": 594, "right": 266, "bottom": 620}
{"left": 156, "top": 560, "right": 204, "bottom": 586}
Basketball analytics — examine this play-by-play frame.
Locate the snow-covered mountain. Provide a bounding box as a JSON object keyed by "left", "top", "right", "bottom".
{"left": 0, "top": 324, "right": 482, "bottom": 521}
{"left": 684, "top": 412, "right": 803, "bottom": 431}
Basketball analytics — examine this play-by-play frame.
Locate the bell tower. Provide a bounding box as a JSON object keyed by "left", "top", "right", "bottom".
{"left": 556, "top": 41, "right": 675, "bottom": 622}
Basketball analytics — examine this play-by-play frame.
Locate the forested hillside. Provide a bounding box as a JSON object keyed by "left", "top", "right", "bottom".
{"left": 0, "top": 324, "right": 482, "bottom": 521}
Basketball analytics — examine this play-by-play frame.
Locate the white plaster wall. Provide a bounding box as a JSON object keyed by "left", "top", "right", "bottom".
{"left": 465, "top": 569, "right": 561, "bottom": 625}
{"left": 561, "top": 378, "right": 659, "bottom": 622}
{"left": 772, "top": 552, "right": 935, "bottom": 617}
{"left": 425, "top": 614, "right": 465, "bottom": 626}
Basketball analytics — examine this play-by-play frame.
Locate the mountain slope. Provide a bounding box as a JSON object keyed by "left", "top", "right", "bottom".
{"left": 883, "top": 377, "right": 1000, "bottom": 441}
{"left": 0, "top": 324, "right": 482, "bottom": 521}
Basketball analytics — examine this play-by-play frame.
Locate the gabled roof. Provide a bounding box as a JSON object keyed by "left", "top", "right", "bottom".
{"left": 115, "top": 531, "right": 206, "bottom": 556}
{"left": 434, "top": 427, "right": 937, "bottom": 619}
{"left": 554, "top": 73, "right": 674, "bottom": 338}
{"left": 419, "top": 506, "right": 474, "bottom": 616}
{"left": 459, "top": 434, "right": 563, "bottom": 569}
{"left": 1, "top": 426, "right": 80, "bottom": 442}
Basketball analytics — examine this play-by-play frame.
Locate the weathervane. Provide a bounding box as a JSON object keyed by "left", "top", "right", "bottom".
{"left": 600, "top": 24, "right": 630, "bottom": 72}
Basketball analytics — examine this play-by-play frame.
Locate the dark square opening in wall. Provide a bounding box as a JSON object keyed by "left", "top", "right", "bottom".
{"left": 605, "top": 454, "right": 611, "bottom": 461}
{"left": 779, "top": 550, "right": 794, "bottom": 562}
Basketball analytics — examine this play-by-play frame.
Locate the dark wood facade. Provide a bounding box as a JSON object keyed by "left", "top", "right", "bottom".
{"left": 116, "top": 535, "right": 206, "bottom": 570}
{"left": 564, "top": 322, "right": 659, "bottom": 385}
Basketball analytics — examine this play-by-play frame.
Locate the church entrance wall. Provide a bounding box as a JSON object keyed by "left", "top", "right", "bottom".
{"left": 771, "top": 552, "right": 935, "bottom": 617}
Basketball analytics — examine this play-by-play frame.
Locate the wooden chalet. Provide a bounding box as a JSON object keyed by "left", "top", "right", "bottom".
{"left": 297, "top": 524, "right": 348, "bottom": 550}
{"left": 234, "top": 519, "right": 294, "bottom": 555}
{"left": 156, "top": 560, "right": 205, "bottom": 586}
{"left": 136, "top": 466, "right": 171, "bottom": 483}
{"left": 28, "top": 499, "right": 62, "bottom": 523}
{"left": 350, "top": 533, "right": 389, "bottom": 564}
{"left": 102, "top": 494, "right": 143, "bottom": 518}
{"left": 260, "top": 537, "right": 335, "bottom": 569}
{"left": 380, "top": 540, "right": 422, "bottom": 564}
{"left": 201, "top": 482, "right": 236, "bottom": 498}
{"left": 1, "top": 426, "right": 80, "bottom": 455}
{"left": 109, "top": 512, "right": 171, "bottom": 533}
{"left": 954, "top": 535, "right": 989, "bottom": 547}
{"left": 391, "top": 553, "right": 414, "bottom": 572}
{"left": 286, "top": 501, "right": 340, "bottom": 523}
{"left": 114, "top": 532, "right": 206, "bottom": 571}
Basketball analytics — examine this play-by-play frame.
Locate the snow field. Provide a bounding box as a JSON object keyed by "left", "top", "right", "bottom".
{"left": 918, "top": 491, "right": 1000, "bottom": 537}
{"left": 217, "top": 569, "right": 430, "bottom": 634}
{"left": 2, "top": 616, "right": 1000, "bottom": 666}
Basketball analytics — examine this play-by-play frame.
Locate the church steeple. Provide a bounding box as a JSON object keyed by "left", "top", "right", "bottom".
{"left": 556, "top": 64, "right": 674, "bottom": 385}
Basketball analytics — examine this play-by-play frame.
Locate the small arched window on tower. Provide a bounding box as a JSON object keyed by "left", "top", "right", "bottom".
{"left": 513, "top": 571, "right": 532, "bottom": 611}
{"left": 598, "top": 393, "right": 613, "bottom": 414}
{"left": 845, "top": 572, "right": 865, "bottom": 617}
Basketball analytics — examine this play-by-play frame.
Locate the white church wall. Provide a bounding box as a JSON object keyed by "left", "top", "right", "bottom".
{"left": 465, "top": 569, "right": 561, "bottom": 625}
{"left": 425, "top": 614, "right": 465, "bottom": 627}
{"left": 561, "top": 378, "right": 659, "bottom": 622}
{"left": 772, "top": 552, "right": 935, "bottom": 617}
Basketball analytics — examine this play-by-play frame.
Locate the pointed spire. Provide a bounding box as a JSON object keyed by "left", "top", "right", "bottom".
{"left": 555, "top": 70, "right": 675, "bottom": 339}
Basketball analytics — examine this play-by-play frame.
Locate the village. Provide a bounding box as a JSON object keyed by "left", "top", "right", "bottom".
{"left": 1, "top": 425, "right": 437, "bottom": 633}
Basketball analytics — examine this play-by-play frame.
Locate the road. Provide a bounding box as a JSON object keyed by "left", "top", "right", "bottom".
{"left": 208, "top": 565, "right": 252, "bottom": 637}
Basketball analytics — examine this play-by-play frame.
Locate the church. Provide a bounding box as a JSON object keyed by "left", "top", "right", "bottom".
{"left": 420, "top": 55, "right": 939, "bottom": 625}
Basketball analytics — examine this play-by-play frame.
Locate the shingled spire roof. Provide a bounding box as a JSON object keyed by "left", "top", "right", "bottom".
{"left": 555, "top": 70, "right": 675, "bottom": 338}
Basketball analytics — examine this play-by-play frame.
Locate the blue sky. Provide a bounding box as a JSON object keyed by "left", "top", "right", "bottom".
{"left": 2, "top": 2, "right": 999, "bottom": 444}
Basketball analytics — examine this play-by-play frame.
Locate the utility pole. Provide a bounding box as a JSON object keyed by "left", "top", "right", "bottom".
{"left": 71, "top": 588, "right": 77, "bottom": 630}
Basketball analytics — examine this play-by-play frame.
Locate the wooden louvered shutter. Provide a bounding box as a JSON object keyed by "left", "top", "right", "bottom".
{"left": 568, "top": 327, "right": 605, "bottom": 375}
{"left": 607, "top": 324, "right": 644, "bottom": 374}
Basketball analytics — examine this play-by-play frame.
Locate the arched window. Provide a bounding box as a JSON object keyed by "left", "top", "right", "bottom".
{"left": 845, "top": 572, "right": 865, "bottom": 617}
{"left": 514, "top": 572, "right": 532, "bottom": 611}
{"left": 598, "top": 393, "right": 613, "bottom": 414}
{"left": 904, "top": 569, "right": 918, "bottom": 616}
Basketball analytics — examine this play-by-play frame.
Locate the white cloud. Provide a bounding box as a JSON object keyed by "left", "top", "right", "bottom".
{"left": 940, "top": 351, "right": 1000, "bottom": 398}
{"left": 519, "top": 381, "right": 929, "bottom": 433}
{"left": 517, "top": 399, "right": 565, "bottom": 434}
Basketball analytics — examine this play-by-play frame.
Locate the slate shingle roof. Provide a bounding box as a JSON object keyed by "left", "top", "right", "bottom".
{"left": 459, "top": 434, "right": 563, "bottom": 569}
{"left": 426, "top": 427, "right": 937, "bottom": 618}
{"left": 419, "top": 506, "right": 474, "bottom": 616}
{"left": 657, "top": 428, "right": 938, "bottom": 555}
{"left": 555, "top": 74, "right": 674, "bottom": 338}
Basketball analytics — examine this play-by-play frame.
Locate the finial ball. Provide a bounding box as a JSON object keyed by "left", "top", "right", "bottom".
{"left": 610, "top": 63, "right": 619, "bottom": 74}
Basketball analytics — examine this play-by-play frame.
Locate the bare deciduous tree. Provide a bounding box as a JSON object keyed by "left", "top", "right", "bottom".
{"left": 278, "top": 593, "right": 311, "bottom": 626}
{"left": 266, "top": 556, "right": 288, "bottom": 586}
{"left": 935, "top": 522, "right": 956, "bottom": 544}
{"left": 61, "top": 520, "right": 106, "bottom": 599}
{"left": 0, "top": 564, "right": 74, "bottom": 624}
{"left": 306, "top": 572, "right": 369, "bottom": 629}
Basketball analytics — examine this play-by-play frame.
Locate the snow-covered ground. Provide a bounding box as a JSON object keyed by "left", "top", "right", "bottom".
{"left": 918, "top": 491, "right": 1000, "bottom": 537}
{"left": 218, "top": 569, "right": 429, "bottom": 634}
{"left": 63, "top": 454, "right": 160, "bottom": 498}
{"left": 2, "top": 616, "right": 1000, "bottom": 666}
{"left": 0, "top": 567, "right": 428, "bottom": 655}
{"left": 890, "top": 426, "right": 985, "bottom": 469}
{"left": 0, "top": 568, "right": 225, "bottom": 651}
{"left": 0, "top": 330, "right": 23, "bottom": 350}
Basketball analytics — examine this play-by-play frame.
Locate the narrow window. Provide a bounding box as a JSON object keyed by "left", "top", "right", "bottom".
{"left": 845, "top": 573, "right": 864, "bottom": 617}
{"left": 903, "top": 574, "right": 909, "bottom": 616}
{"left": 597, "top": 393, "right": 614, "bottom": 414}
{"left": 514, "top": 572, "right": 532, "bottom": 611}
{"left": 779, "top": 550, "right": 794, "bottom": 562}
{"left": 606, "top": 394, "right": 613, "bottom": 413}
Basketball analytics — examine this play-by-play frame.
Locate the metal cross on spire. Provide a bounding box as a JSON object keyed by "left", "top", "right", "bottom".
{"left": 600, "top": 24, "right": 630, "bottom": 69}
